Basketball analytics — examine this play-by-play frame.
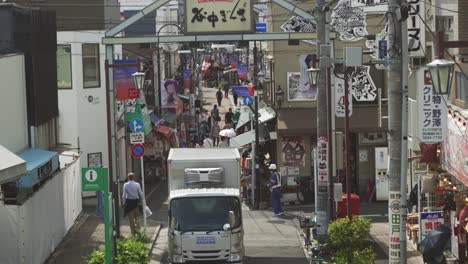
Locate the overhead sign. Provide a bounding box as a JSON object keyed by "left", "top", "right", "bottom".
{"left": 418, "top": 69, "right": 447, "bottom": 143}
{"left": 184, "top": 0, "right": 253, "bottom": 34}
{"left": 129, "top": 118, "right": 144, "bottom": 133}
{"left": 232, "top": 86, "right": 251, "bottom": 97}
{"left": 130, "top": 132, "right": 145, "bottom": 144}
{"left": 82, "top": 167, "right": 107, "bottom": 192}
{"left": 131, "top": 144, "right": 145, "bottom": 158}
{"left": 113, "top": 60, "right": 139, "bottom": 101}
{"left": 335, "top": 77, "right": 352, "bottom": 117}
{"left": 243, "top": 96, "right": 254, "bottom": 106}
{"left": 255, "top": 22, "right": 267, "bottom": 32}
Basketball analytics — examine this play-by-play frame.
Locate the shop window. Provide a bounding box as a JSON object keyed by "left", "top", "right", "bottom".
{"left": 455, "top": 72, "right": 468, "bottom": 102}
{"left": 57, "top": 45, "right": 72, "bottom": 89}
{"left": 82, "top": 44, "right": 101, "bottom": 88}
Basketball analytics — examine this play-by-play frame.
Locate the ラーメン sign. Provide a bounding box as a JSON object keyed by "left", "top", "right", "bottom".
{"left": 185, "top": 0, "right": 253, "bottom": 34}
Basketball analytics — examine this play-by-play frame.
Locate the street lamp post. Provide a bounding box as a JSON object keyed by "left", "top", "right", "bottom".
{"left": 132, "top": 71, "right": 148, "bottom": 228}
{"left": 427, "top": 59, "right": 455, "bottom": 95}
{"left": 156, "top": 24, "right": 184, "bottom": 115}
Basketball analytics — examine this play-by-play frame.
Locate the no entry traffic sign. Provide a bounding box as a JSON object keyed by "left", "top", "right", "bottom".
{"left": 131, "top": 144, "right": 145, "bottom": 158}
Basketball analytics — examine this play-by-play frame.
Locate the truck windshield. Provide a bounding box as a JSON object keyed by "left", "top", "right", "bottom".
{"left": 170, "top": 196, "right": 241, "bottom": 232}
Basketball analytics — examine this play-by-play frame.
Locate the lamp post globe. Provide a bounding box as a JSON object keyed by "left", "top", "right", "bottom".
{"left": 132, "top": 71, "right": 146, "bottom": 90}
{"left": 307, "top": 67, "right": 320, "bottom": 86}
{"left": 427, "top": 59, "right": 455, "bottom": 95}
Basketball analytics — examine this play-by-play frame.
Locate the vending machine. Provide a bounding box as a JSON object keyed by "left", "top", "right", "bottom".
{"left": 375, "top": 147, "right": 389, "bottom": 201}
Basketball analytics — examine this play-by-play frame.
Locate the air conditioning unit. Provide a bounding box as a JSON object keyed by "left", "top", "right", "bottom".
{"left": 184, "top": 168, "right": 224, "bottom": 184}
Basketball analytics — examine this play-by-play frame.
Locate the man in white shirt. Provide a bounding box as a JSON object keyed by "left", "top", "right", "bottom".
{"left": 203, "top": 135, "right": 214, "bottom": 148}
{"left": 122, "top": 172, "right": 144, "bottom": 235}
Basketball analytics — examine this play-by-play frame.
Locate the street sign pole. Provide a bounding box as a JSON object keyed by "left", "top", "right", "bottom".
{"left": 82, "top": 167, "right": 113, "bottom": 264}
{"left": 140, "top": 158, "right": 147, "bottom": 228}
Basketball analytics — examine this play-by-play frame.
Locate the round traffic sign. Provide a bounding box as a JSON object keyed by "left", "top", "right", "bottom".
{"left": 243, "top": 96, "right": 254, "bottom": 106}
{"left": 131, "top": 144, "right": 145, "bottom": 158}
{"left": 85, "top": 169, "right": 98, "bottom": 182}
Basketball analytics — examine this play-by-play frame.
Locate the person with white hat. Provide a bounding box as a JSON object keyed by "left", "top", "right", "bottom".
{"left": 267, "top": 164, "right": 284, "bottom": 216}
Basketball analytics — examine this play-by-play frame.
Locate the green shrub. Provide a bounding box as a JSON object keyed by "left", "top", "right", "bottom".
{"left": 333, "top": 248, "right": 376, "bottom": 264}
{"left": 328, "top": 216, "right": 373, "bottom": 263}
{"left": 86, "top": 237, "right": 149, "bottom": 264}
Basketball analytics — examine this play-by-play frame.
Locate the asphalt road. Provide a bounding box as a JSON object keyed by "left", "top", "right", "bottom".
{"left": 146, "top": 181, "right": 308, "bottom": 264}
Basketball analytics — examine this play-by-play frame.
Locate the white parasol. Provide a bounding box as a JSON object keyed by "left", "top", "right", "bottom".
{"left": 219, "top": 128, "right": 237, "bottom": 138}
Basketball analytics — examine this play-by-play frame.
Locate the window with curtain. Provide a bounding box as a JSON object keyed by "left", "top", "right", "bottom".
{"left": 57, "top": 45, "right": 72, "bottom": 89}
{"left": 82, "top": 44, "right": 100, "bottom": 88}
{"left": 456, "top": 72, "right": 468, "bottom": 102}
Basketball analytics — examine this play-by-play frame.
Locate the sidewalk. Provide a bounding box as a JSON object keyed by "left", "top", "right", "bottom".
{"left": 45, "top": 212, "right": 161, "bottom": 264}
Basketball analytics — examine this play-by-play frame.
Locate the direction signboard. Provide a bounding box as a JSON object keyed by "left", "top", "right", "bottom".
{"left": 129, "top": 118, "right": 144, "bottom": 133}
{"left": 130, "top": 132, "right": 145, "bottom": 144}
{"left": 131, "top": 144, "right": 145, "bottom": 158}
{"left": 82, "top": 167, "right": 107, "bottom": 192}
{"left": 255, "top": 22, "right": 267, "bottom": 32}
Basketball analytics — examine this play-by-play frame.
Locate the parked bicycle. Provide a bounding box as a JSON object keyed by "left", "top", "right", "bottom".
{"left": 295, "top": 176, "right": 315, "bottom": 204}
{"left": 298, "top": 212, "right": 317, "bottom": 251}
{"left": 310, "top": 243, "right": 330, "bottom": 264}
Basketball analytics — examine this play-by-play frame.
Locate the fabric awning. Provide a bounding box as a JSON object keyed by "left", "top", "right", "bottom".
{"left": 235, "top": 106, "right": 252, "bottom": 130}
{"left": 230, "top": 130, "right": 255, "bottom": 148}
{"left": 155, "top": 125, "right": 173, "bottom": 140}
{"left": 258, "top": 106, "right": 276, "bottom": 123}
{"left": 150, "top": 111, "right": 162, "bottom": 126}
{"left": 0, "top": 145, "right": 26, "bottom": 184}
{"left": 177, "top": 94, "right": 190, "bottom": 101}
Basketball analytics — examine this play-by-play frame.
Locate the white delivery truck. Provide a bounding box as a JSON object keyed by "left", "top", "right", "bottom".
{"left": 167, "top": 148, "right": 244, "bottom": 264}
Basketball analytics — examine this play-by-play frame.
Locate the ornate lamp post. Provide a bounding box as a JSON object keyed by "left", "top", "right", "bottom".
{"left": 427, "top": 59, "right": 455, "bottom": 95}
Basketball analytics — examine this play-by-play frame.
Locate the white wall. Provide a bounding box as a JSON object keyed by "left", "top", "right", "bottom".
{"left": 57, "top": 31, "right": 122, "bottom": 170}
{"left": 0, "top": 54, "right": 28, "bottom": 153}
{"left": 0, "top": 154, "right": 82, "bottom": 264}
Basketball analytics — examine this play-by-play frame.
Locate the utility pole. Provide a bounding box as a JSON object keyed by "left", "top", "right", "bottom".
{"left": 387, "top": 0, "right": 407, "bottom": 263}
{"left": 315, "top": 0, "right": 330, "bottom": 241}
{"left": 253, "top": 41, "right": 260, "bottom": 210}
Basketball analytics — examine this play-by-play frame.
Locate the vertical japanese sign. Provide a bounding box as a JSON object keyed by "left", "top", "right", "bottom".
{"left": 408, "top": 0, "right": 425, "bottom": 57}
{"left": 389, "top": 191, "right": 401, "bottom": 264}
{"left": 420, "top": 211, "right": 444, "bottom": 236}
{"left": 185, "top": 0, "right": 253, "bottom": 34}
{"left": 418, "top": 69, "right": 448, "bottom": 143}
{"left": 335, "top": 77, "right": 352, "bottom": 117}
{"left": 317, "top": 137, "right": 328, "bottom": 193}
{"left": 113, "top": 60, "right": 139, "bottom": 101}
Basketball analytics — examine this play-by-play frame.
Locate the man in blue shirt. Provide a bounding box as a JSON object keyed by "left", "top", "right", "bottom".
{"left": 267, "top": 164, "right": 284, "bottom": 216}
{"left": 122, "top": 172, "right": 144, "bottom": 235}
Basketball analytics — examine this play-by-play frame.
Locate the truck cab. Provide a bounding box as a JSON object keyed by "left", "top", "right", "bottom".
{"left": 167, "top": 149, "right": 244, "bottom": 264}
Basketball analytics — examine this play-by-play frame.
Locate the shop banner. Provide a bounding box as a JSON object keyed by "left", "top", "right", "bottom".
{"left": 237, "top": 64, "right": 249, "bottom": 81}
{"left": 417, "top": 68, "right": 448, "bottom": 143}
{"left": 317, "top": 137, "right": 328, "bottom": 194}
{"left": 420, "top": 211, "right": 443, "bottom": 236}
{"left": 230, "top": 54, "right": 238, "bottom": 69}
{"left": 388, "top": 191, "right": 402, "bottom": 263}
{"left": 281, "top": 136, "right": 305, "bottom": 167}
{"left": 441, "top": 113, "right": 468, "bottom": 186}
{"left": 183, "top": 69, "right": 191, "bottom": 90}
{"left": 231, "top": 86, "right": 251, "bottom": 97}
{"left": 113, "top": 59, "right": 139, "bottom": 101}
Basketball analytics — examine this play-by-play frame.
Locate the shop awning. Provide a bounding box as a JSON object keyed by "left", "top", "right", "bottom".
{"left": 0, "top": 145, "right": 26, "bottom": 184}
{"left": 235, "top": 106, "right": 252, "bottom": 130}
{"left": 230, "top": 130, "right": 255, "bottom": 148}
{"left": 150, "top": 111, "right": 162, "bottom": 126}
{"left": 155, "top": 125, "right": 173, "bottom": 140}
{"left": 258, "top": 106, "right": 276, "bottom": 123}
{"left": 177, "top": 94, "right": 190, "bottom": 101}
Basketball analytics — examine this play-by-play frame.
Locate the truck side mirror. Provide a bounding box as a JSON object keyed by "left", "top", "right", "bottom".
{"left": 228, "top": 210, "right": 236, "bottom": 226}
{"left": 223, "top": 223, "right": 231, "bottom": 231}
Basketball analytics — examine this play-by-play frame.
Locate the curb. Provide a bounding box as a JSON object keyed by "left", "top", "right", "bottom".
{"left": 147, "top": 223, "right": 163, "bottom": 256}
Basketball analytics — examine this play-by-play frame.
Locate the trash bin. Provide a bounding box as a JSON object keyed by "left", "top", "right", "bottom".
{"left": 337, "top": 194, "right": 360, "bottom": 218}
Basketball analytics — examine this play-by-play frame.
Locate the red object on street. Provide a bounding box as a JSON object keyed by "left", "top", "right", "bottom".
{"left": 337, "top": 194, "right": 360, "bottom": 218}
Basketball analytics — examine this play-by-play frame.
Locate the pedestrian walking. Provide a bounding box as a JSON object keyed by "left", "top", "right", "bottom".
{"left": 211, "top": 123, "right": 220, "bottom": 146}
{"left": 233, "top": 92, "right": 238, "bottom": 106}
{"left": 267, "top": 164, "right": 284, "bottom": 216}
{"left": 122, "top": 172, "right": 144, "bottom": 235}
{"left": 216, "top": 88, "right": 223, "bottom": 107}
{"left": 211, "top": 105, "right": 220, "bottom": 121}
{"left": 225, "top": 108, "right": 234, "bottom": 125}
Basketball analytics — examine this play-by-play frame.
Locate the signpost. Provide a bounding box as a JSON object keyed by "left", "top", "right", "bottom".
{"left": 131, "top": 144, "right": 145, "bottom": 158}
{"left": 130, "top": 132, "right": 145, "bottom": 144}
{"left": 335, "top": 78, "right": 352, "bottom": 117}
{"left": 129, "top": 118, "right": 144, "bottom": 133}
{"left": 82, "top": 167, "right": 113, "bottom": 264}
{"left": 243, "top": 96, "right": 254, "bottom": 106}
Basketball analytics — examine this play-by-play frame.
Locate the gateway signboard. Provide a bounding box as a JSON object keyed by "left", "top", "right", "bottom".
{"left": 185, "top": 0, "right": 253, "bottom": 34}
